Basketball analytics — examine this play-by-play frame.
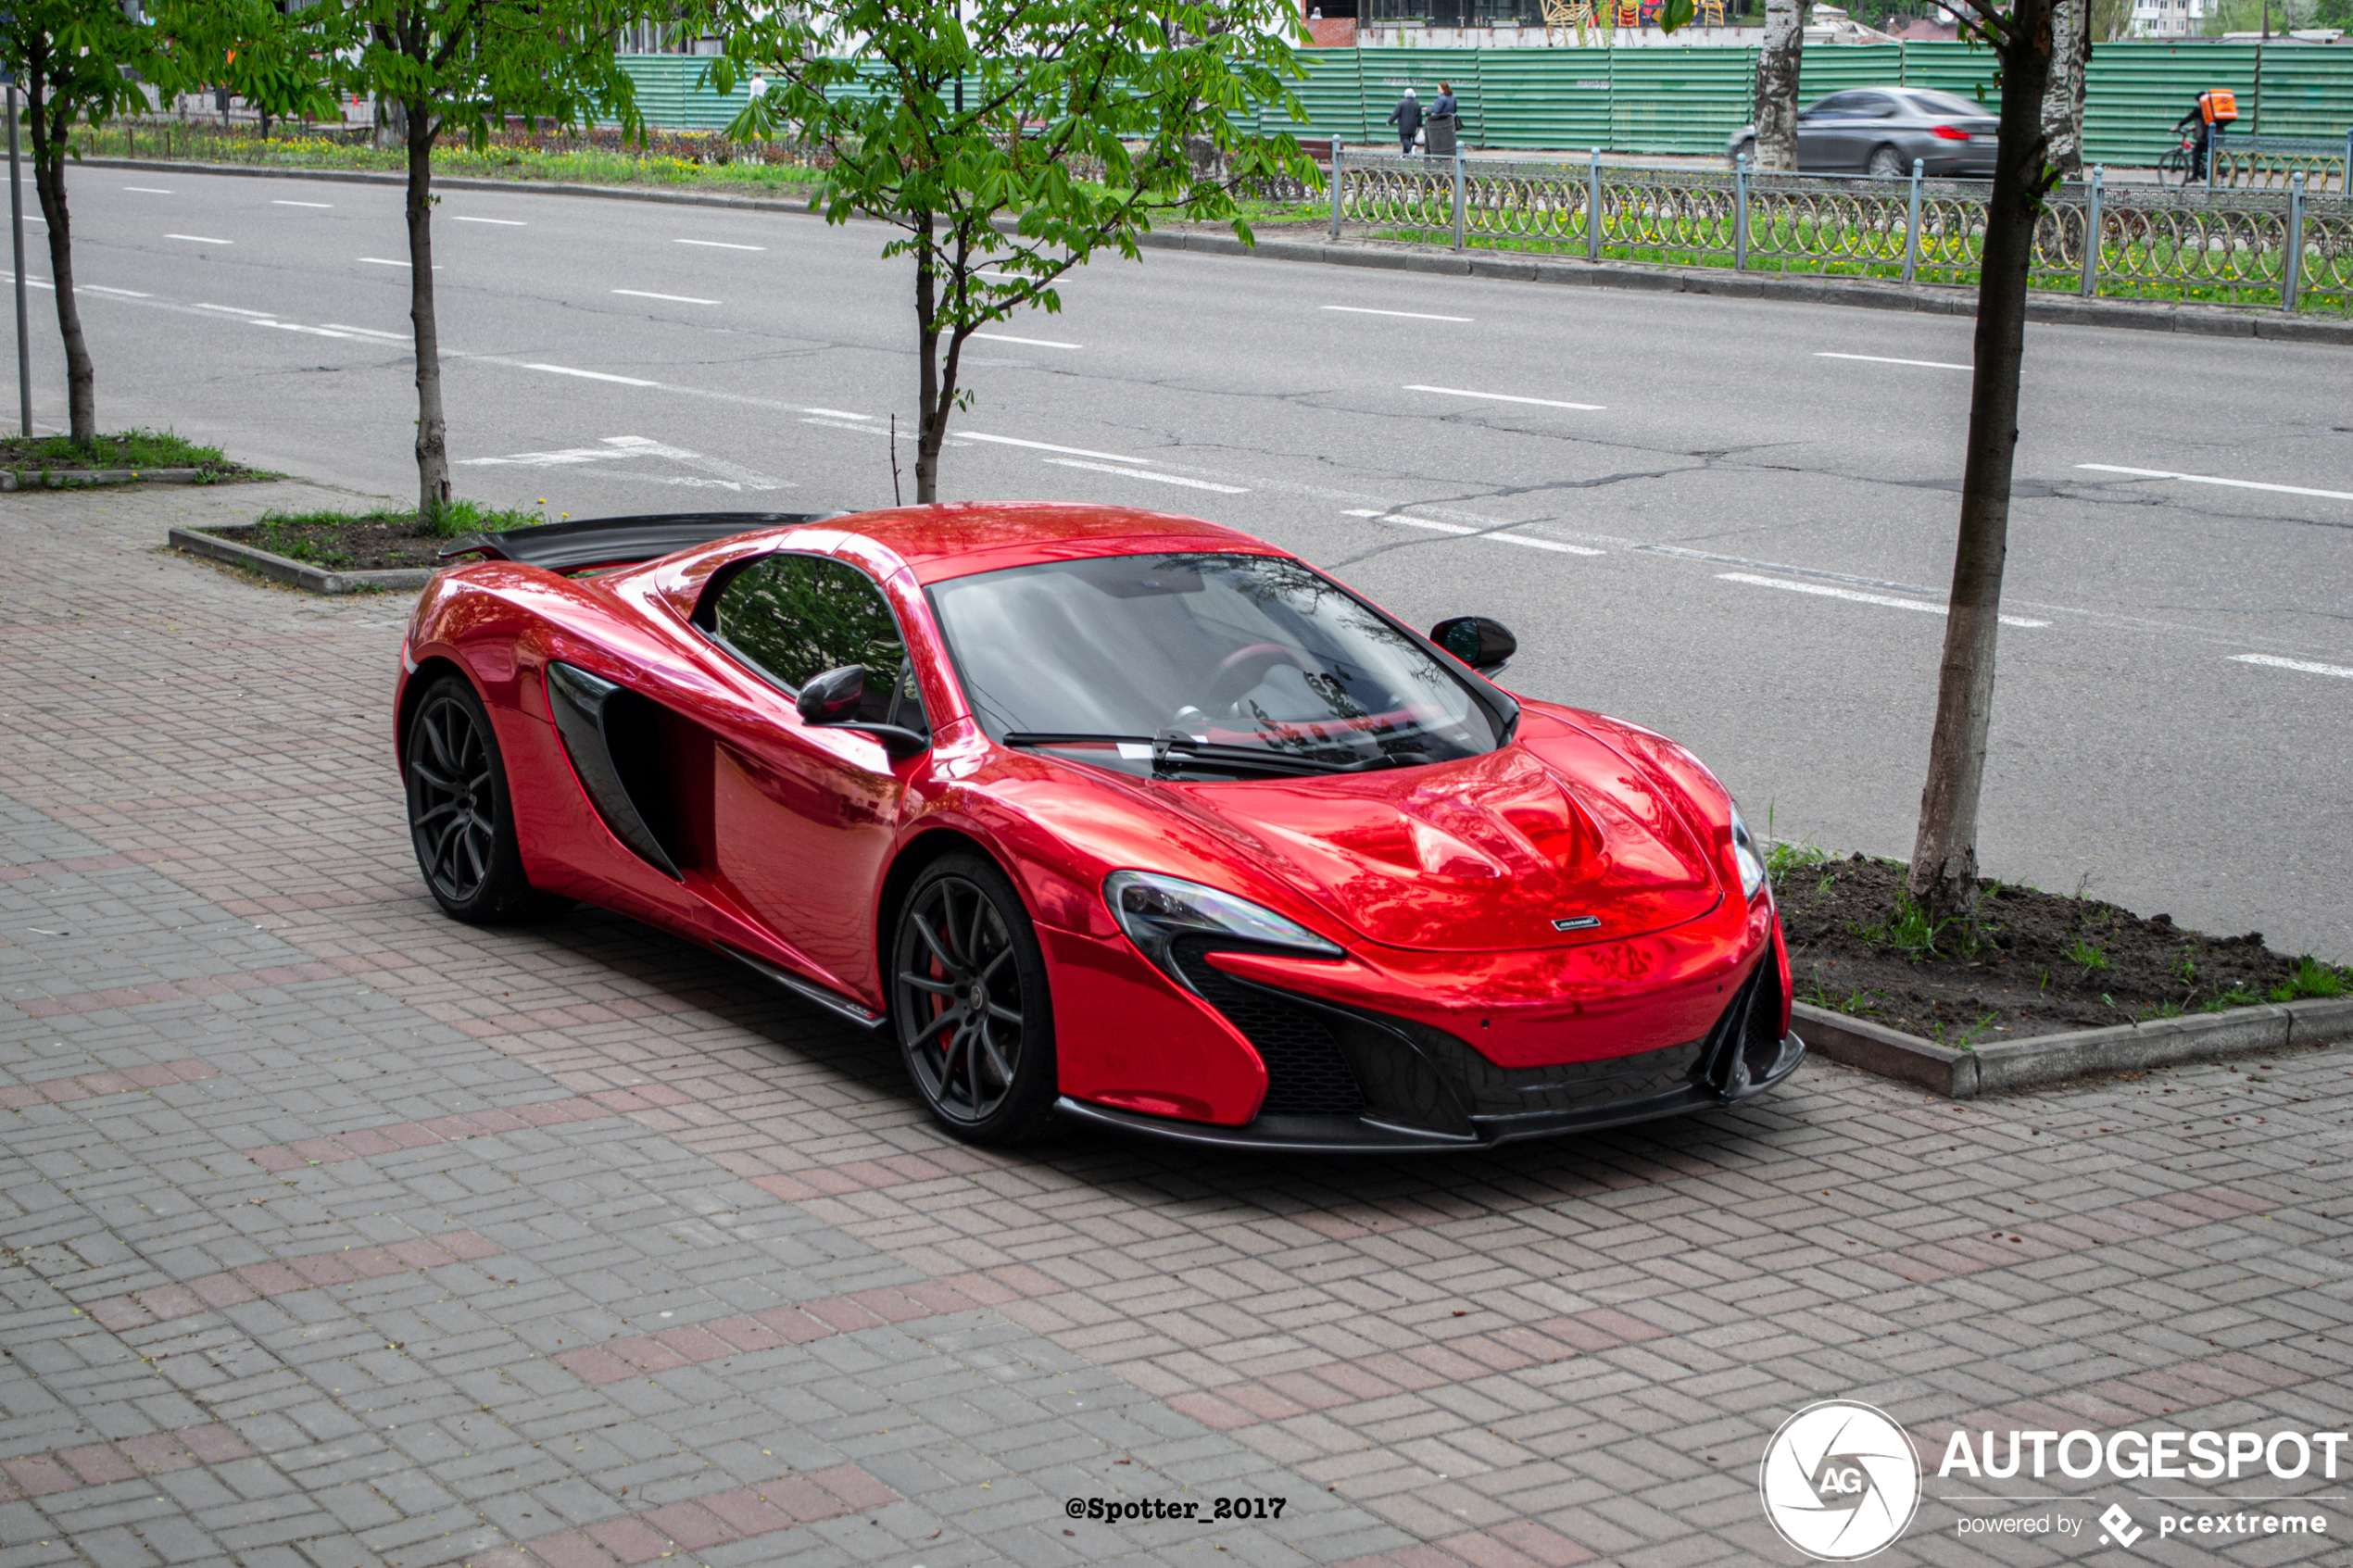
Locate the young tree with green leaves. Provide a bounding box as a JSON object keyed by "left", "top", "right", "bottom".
{"left": 1906, "top": 0, "right": 2060, "bottom": 922}
{"left": 154, "top": 0, "right": 649, "bottom": 520}
{"left": 699, "top": 0, "right": 1316, "bottom": 505}
{"left": 0, "top": 1, "right": 159, "bottom": 445}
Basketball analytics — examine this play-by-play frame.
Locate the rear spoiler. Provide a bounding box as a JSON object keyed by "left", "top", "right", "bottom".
{"left": 440, "top": 510, "right": 849, "bottom": 574}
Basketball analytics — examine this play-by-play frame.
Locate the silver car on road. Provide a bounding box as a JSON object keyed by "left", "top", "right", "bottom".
{"left": 1728, "top": 87, "right": 1999, "bottom": 179}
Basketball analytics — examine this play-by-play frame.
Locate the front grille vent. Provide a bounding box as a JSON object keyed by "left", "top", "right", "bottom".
{"left": 1172, "top": 945, "right": 1368, "bottom": 1117}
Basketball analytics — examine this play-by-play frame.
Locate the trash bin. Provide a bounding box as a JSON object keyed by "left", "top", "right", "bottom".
{"left": 1427, "top": 115, "right": 1457, "bottom": 157}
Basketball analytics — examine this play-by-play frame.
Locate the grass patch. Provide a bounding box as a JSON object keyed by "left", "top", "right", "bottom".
{"left": 2269, "top": 955, "right": 2351, "bottom": 1002}
{"left": 0, "top": 428, "right": 266, "bottom": 483}
{"left": 86, "top": 123, "right": 832, "bottom": 194}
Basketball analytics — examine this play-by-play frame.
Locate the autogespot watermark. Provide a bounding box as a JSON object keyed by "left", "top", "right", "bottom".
{"left": 1759, "top": 1405, "right": 2347, "bottom": 1559}
{"left": 1759, "top": 1401, "right": 1924, "bottom": 1561}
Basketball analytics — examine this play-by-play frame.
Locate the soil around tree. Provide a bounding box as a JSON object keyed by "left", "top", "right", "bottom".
{"left": 202, "top": 506, "right": 547, "bottom": 572}
{"left": 206, "top": 514, "right": 453, "bottom": 571}
{"left": 1779, "top": 856, "right": 2343, "bottom": 1047}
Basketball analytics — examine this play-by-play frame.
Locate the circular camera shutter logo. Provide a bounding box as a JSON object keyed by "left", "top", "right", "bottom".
{"left": 1757, "top": 1400, "right": 1922, "bottom": 1561}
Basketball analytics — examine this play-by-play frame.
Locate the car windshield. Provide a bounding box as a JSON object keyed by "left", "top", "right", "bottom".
{"left": 925, "top": 552, "right": 1510, "bottom": 779}
{"left": 1908, "top": 90, "right": 1991, "bottom": 119}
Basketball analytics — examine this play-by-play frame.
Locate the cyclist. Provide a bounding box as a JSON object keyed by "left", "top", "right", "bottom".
{"left": 2172, "top": 89, "right": 2237, "bottom": 183}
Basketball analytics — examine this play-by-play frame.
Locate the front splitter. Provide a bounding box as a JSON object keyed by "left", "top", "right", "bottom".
{"left": 1056, "top": 1032, "right": 1806, "bottom": 1154}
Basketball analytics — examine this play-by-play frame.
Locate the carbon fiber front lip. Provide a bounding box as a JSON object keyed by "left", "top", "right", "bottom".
{"left": 1053, "top": 1031, "right": 1806, "bottom": 1154}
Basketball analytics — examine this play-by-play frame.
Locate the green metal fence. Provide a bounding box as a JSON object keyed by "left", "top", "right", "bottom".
{"left": 618, "top": 43, "right": 2353, "bottom": 169}
{"left": 1335, "top": 147, "right": 2353, "bottom": 311}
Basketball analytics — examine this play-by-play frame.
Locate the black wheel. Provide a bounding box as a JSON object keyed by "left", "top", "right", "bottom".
{"left": 890, "top": 853, "right": 1058, "bottom": 1144}
{"left": 1868, "top": 144, "right": 1905, "bottom": 180}
{"left": 404, "top": 675, "right": 562, "bottom": 923}
{"left": 1729, "top": 139, "right": 1753, "bottom": 171}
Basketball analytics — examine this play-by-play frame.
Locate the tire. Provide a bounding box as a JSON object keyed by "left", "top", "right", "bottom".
{"left": 889, "top": 853, "right": 1059, "bottom": 1145}
{"left": 1867, "top": 144, "right": 1905, "bottom": 179}
{"left": 404, "top": 674, "right": 564, "bottom": 924}
{"left": 1729, "top": 139, "right": 1754, "bottom": 171}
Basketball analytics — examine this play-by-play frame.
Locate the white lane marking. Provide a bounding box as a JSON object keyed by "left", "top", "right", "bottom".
{"left": 800, "top": 407, "right": 871, "bottom": 420}
{"left": 612, "top": 289, "right": 719, "bottom": 306}
{"left": 255, "top": 320, "right": 350, "bottom": 338}
{"left": 1718, "top": 572, "right": 2049, "bottom": 628}
{"left": 1342, "top": 508, "right": 1604, "bottom": 556}
{"left": 193, "top": 303, "right": 274, "bottom": 316}
{"left": 450, "top": 216, "right": 525, "bottom": 226}
{"left": 1405, "top": 383, "right": 1604, "bottom": 411}
{"left": 0, "top": 272, "right": 53, "bottom": 291}
{"left": 800, "top": 417, "right": 967, "bottom": 447}
{"left": 358, "top": 257, "right": 438, "bottom": 269}
{"left": 166, "top": 234, "right": 233, "bottom": 245}
{"left": 81, "top": 285, "right": 148, "bottom": 297}
{"left": 1045, "top": 458, "right": 1246, "bottom": 494}
{"left": 519, "top": 362, "right": 658, "bottom": 386}
{"left": 1816, "top": 351, "right": 1970, "bottom": 370}
{"left": 458, "top": 433, "right": 788, "bottom": 490}
{"left": 2232, "top": 653, "right": 2353, "bottom": 680}
{"left": 964, "top": 433, "right": 1147, "bottom": 465}
{"left": 322, "top": 323, "right": 408, "bottom": 340}
{"left": 272, "top": 200, "right": 333, "bottom": 208}
{"left": 676, "top": 238, "right": 764, "bottom": 251}
{"left": 2076, "top": 463, "right": 2353, "bottom": 504}
{"left": 1323, "top": 305, "right": 1473, "bottom": 322}
{"left": 125, "top": 186, "right": 173, "bottom": 194}
{"left": 973, "top": 332, "right": 1080, "bottom": 349}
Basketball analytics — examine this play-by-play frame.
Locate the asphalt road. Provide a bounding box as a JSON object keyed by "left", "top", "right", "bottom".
{"left": 15, "top": 167, "right": 2353, "bottom": 962}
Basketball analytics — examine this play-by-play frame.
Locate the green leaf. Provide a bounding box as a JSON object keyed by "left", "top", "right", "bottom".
{"left": 1657, "top": 0, "right": 1698, "bottom": 31}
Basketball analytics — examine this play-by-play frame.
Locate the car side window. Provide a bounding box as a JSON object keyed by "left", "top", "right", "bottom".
{"left": 1851, "top": 93, "right": 1895, "bottom": 119}
{"left": 706, "top": 554, "right": 926, "bottom": 732}
{"left": 1804, "top": 93, "right": 1855, "bottom": 117}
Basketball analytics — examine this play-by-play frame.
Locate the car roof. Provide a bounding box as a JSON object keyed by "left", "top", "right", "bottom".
{"left": 837, "top": 500, "right": 1282, "bottom": 584}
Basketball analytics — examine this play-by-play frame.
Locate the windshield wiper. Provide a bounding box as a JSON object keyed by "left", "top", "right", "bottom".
{"left": 1000, "top": 731, "right": 1431, "bottom": 778}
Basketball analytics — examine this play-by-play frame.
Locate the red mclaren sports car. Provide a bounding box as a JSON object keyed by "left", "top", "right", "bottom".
{"left": 395, "top": 503, "right": 1801, "bottom": 1151}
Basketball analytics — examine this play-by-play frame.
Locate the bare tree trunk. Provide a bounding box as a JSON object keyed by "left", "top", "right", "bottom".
{"left": 23, "top": 71, "right": 93, "bottom": 445}
{"left": 2040, "top": 0, "right": 2089, "bottom": 178}
{"left": 1754, "top": 0, "right": 1804, "bottom": 172}
{"left": 404, "top": 99, "right": 449, "bottom": 521}
{"left": 912, "top": 212, "right": 940, "bottom": 506}
{"left": 1906, "top": 0, "right": 2057, "bottom": 922}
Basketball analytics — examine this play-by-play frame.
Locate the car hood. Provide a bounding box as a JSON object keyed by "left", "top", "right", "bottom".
{"left": 1154, "top": 725, "right": 1724, "bottom": 953}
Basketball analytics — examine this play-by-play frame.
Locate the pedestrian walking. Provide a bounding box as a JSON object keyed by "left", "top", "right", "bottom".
{"left": 1387, "top": 87, "right": 1422, "bottom": 156}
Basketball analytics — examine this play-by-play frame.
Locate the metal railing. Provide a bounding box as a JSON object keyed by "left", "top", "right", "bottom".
{"left": 1329, "top": 145, "right": 2353, "bottom": 312}
{"left": 2208, "top": 130, "right": 2352, "bottom": 195}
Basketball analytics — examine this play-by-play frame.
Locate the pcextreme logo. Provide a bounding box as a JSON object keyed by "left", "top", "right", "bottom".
{"left": 1759, "top": 1400, "right": 1924, "bottom": 1561}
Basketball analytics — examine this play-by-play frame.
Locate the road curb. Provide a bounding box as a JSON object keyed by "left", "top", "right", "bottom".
{"left": 77, "top": 156, "right": 2353, "bottom": 345}
{"left": 168, "top": 525, "right": 435, "bottom": 595}
{"left": 1795, "top": 995, "right": 2353, "bottom": 1098}
{"left": 2, "top": 467, "right": 208, "bottom": 490}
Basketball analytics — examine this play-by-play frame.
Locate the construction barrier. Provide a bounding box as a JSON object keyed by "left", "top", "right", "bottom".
{"left": 616, "top": 42, "right": 2353, "bottom": 169}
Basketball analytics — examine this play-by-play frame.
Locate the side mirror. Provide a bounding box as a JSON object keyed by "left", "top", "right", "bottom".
{"left": 1430, "top": 615, "right": 1516, "bottom": 675}
{"left": 797, "top": 664, "right": 866, "bottom": 725}
{"left": 795, "top": 664, "right": 930, "bottom": 760}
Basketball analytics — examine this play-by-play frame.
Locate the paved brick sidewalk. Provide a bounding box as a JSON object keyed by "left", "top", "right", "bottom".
{"left": 3, "top": 483, "right": 2348, "bottom": 1568}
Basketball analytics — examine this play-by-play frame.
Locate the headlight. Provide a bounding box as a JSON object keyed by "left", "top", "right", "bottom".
{"left": 1730, "top": 806, "right": 1767, "bottom": 901}
{"left": 1104, "top": 870, "right": 1343, "bottom": 985}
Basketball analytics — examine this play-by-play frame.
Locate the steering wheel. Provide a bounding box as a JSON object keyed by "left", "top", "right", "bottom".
{"left": 1199, "top": 642, "right": 1311, "bottom": 716}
